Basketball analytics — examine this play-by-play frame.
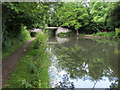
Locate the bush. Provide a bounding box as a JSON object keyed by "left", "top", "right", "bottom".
{"left": 95, "top": 31, "right": 116, "bottom": 38}
{"left": 2, "top": 26, "right": 31, "bottom": 59}
{"left": 28, "top": 32, "right": 50, "bottom": 88}
{"left": 115, "top": 28, "right": 120, "bottom": 38}
{"left": 2, "top": 37, "right": 22, "bottom": 58}
{"left": 32, "top": 32, "right": 48, "bottom": 49}
{"left": 31, "top": 32, "right": 50, "bottom": 88}
{"left": 18, "top": 26, "right": 31, "bottom": 42}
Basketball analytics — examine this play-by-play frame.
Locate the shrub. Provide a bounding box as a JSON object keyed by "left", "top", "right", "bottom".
{"left": 115, "top": 28, "right": 120, "bottom": 38}
{"left": 95, "top": 31, "right": 116, "bottom": 38}
{"left": 30, "top": 32, "right": 50, "bottom": 88}
{"left": 2, "top": 26, "right": 31, "bottom": 59}
{"left": 32, "top": 32, "right": 48, "bottom": 49}
{"left": 18, "top": 26, "right": 31, "bottom": 42}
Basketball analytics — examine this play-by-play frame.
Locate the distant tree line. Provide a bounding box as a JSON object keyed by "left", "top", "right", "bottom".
{"left": 48, "top": 2, "right": 120, "bottom": 35}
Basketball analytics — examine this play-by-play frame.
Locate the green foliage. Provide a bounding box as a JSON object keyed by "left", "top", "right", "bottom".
{"left": 95, "top": 32, "right": 116, "bottom": 38}
{"left": 90, "top": 2, "right": 116, "bottom": 31}
{"left": 55, "top": 2, "right": 90, "bottom": 31}
{"left": 2, "top": 26, "right": 31, "bottom": 59}
{"left": 115, "top": 28, "right": 120, "bottom": 38}
{"left": 48, "top": 2, "right": 119, "bottom": 35}
{"left": 32, "top": 32, "right": 48, "bottom": 49}
{"left": 19, "top": 26, "right": 31, "bottom": 42}
{"left": 2, "top": 2, "right": 51, "bottom": 58}
{"left": 2, "top": 2, "right": 51, "bottom": 29}
{"left": 107, "top": 3, "right": 120, "bottom": 30}
{"left": 4, "top": 32, "right": 51, "bottom": 88}
{"left": 2, "top": 38, "right": 22, "bottom": 59}
{"left": 18, "top": 79, "right": 33, "bottom": 88}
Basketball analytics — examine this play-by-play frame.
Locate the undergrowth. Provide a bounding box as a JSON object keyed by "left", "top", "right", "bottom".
{"left": 93, "top": 31, "right": 116, "bottom": 38}
{"left": 92, "top": 28, "right": 120, "bottom": 39}
{"left": 2, "top": 26, "right": 31, "bottom": 59}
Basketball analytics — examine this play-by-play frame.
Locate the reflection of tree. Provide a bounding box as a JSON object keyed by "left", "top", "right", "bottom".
{"left": 110, "top": 79, "right": 119, "bottom": 89}
{"left": 53, "top": 38, "right": 119, "bottom": 88}
{"left": 55, "top": 74, "right": 75, "bottom": 89}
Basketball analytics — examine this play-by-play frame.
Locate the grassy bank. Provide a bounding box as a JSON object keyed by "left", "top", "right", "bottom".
{"left": 4, "top": 32, "right": 51, "bottom": 88}
{"left": 92, "top": 28, "right": 120, "bottom": 39}
{"left": 2, "top": 26, "right": 31, "bottom": 59}
{"left": 92, "top": 32, "right": 116, "bottom": 38}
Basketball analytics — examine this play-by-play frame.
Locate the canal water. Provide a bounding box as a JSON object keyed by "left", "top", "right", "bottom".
{"left": 48, "top": 36, "right": 119, "bottom": 89}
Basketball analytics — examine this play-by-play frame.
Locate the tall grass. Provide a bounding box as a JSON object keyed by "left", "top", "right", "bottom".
{"left": 4, "top": 32, "right": 51, "bottom": 88}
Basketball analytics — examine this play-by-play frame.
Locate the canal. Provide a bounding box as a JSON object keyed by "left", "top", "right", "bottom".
{"left": 48, "top": 36, "right": 119, "bottom": 89}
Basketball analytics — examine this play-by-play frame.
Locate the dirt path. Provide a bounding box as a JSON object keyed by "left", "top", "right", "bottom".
{"left": 2, "top": 38, "right": 35, "bottom": 87}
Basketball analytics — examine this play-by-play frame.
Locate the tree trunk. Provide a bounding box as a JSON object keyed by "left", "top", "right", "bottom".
{"left": 76, "top": 30, "right": 79, "bottom": 36}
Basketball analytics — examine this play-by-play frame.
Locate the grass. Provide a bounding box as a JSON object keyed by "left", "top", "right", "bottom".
{"left": 4, "top": 49, "right": 34, "bottom": 88}
{"left": 2, "top": 39, "right": 23, "bottom": 59}
{"left": 4, "top": 32, "right": 51, "bottom": 88}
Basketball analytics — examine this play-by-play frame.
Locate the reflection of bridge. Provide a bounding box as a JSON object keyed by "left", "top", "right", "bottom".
{"left": 48, "top": 36, "right": 70, "bottom": 44}
{"left": 45, "top": 27, "right": 58, "bottom": 29}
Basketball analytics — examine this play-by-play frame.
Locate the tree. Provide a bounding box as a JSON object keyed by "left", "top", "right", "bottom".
{"left": 90, "top": 2, "right": 116, "bottom": 31}
{"left": 51, "top": 2, "right": 90, "bottom": 35}
{"left": 2, "top": 2, "right": 51, "bottom": 50}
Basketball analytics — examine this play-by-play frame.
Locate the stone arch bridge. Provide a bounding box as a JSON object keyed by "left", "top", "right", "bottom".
{"left": 30, "top": 27, "right": 71, "bottom": 36}
{"left": 45, "top": 27, "right": 71, "bottom": 35}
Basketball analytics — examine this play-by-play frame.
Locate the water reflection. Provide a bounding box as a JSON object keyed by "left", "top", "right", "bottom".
{"left": 56, "top": 36, "right": 70, "bottom": 44}
{"left": 55, "top": 74, "right": 75, "bottom": 89}
{"left": 49, "top": 36, "right": 119, "bottom": 88}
